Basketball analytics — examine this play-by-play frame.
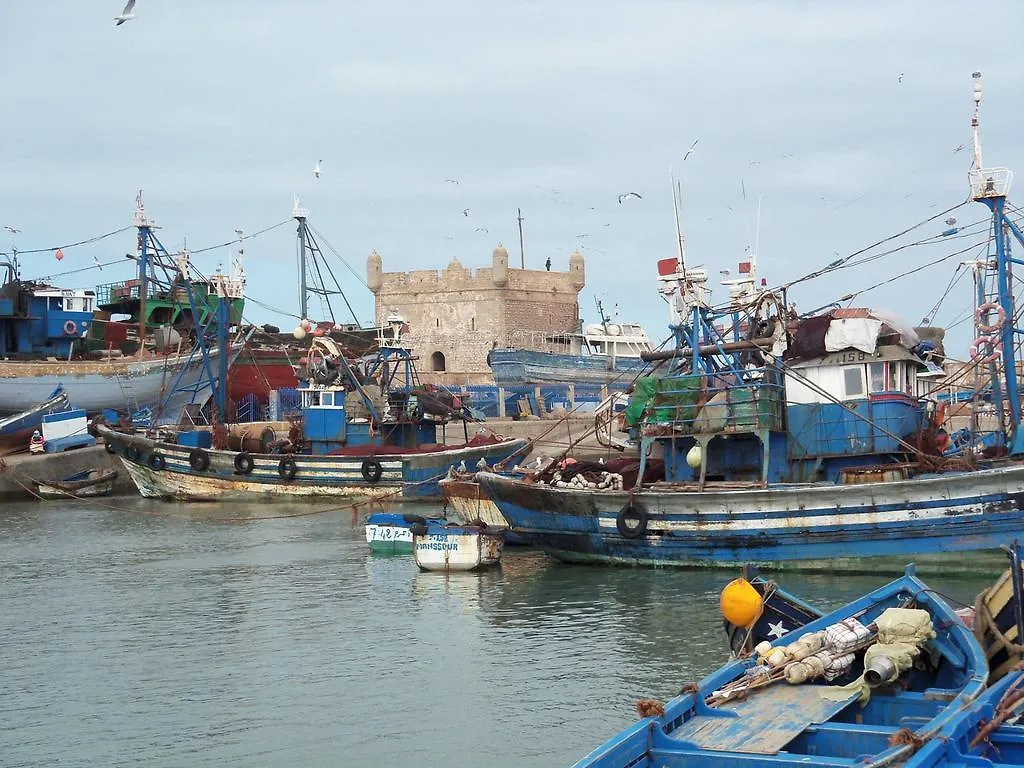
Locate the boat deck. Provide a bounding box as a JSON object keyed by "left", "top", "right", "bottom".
{"left": 668, "top": 684, "right": 859, "bottom": 754}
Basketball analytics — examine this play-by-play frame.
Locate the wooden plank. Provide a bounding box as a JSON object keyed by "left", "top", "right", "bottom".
{"left": 668, "top": 684, "right": 859, "bottom": 755}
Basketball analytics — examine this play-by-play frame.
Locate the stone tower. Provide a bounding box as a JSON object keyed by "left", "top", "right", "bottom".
{"left": 367, "top": 247, "right": 584, "bottom": 385}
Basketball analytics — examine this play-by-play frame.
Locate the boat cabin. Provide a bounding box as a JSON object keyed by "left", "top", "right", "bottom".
{"left": 0, "top": 280, "right": 95, "bottom": 358}
{"left": 545, "top": 322, "right": 653, "bottom": 358}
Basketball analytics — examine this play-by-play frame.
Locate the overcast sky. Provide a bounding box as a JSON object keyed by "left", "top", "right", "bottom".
{"left": 2, "top": 1, "right": 1024, "bottom": 355}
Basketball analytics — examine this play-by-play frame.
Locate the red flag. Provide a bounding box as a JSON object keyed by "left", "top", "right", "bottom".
{"left": 738, "top": 261, "right": 751, "bottom": 274}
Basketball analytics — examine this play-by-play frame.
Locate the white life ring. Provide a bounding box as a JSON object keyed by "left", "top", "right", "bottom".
{"left": 63, "top": 320, "right": 78, "bottom": 336}
{"left": 975, "top": 301, "right": 1007, "bottom": 335}
{"left": 969, "top": 334, "right": 1002, "bottom": 364}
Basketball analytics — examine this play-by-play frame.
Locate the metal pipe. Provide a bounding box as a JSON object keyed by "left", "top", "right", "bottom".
{"left": 640, "top": 337, "right": 777, "bottom": 362}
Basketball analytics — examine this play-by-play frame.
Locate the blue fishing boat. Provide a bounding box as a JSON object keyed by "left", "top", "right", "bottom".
{"left": 0, "top": 386, "right": 70, "bottom": 454}
{"left": 96, "top": 333, "right": 528, "bottom": 501}
{"left": 574, "top": 564, "right": 987, "bottom": 768}
{"left": 478, "top": 73, "right": 1024, "bottom": 569}
{"left": 487, "top": 315, "right": 655, "bottom": 388}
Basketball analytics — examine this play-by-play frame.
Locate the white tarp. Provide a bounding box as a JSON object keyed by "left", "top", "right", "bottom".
{"left": 824, "top": 318, "right": 883, "bottom": 354}
{"left": 867, "top": 308, "right": 921, "bottom": 348}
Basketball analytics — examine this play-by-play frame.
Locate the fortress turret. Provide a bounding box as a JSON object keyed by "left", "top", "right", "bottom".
{"left": 569, "top": 249, "right": 586, "bottom": 290}
{"left": 367, "top": 250, "right": 383, "bottom": 293}
{"left": 491, "top": 245, "right": 509, "bottom": 287}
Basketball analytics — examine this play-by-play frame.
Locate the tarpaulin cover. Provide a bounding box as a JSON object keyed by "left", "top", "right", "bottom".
{"left": 625, "top": 375, "right": 703, "bottom": 427}
{"left": 784, "top": 312, "right": 835, "bottom": 361}
{"left": 824, "top": 318, "right": 883, "bottom": 354}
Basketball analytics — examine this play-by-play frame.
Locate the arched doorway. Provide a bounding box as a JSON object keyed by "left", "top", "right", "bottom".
{"left": 431, "top": 351, "right": 446, "bottom": 372}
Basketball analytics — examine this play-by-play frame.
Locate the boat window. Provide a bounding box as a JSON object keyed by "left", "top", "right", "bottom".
{"left": 322, "top": 392, "right": 334, "bottom": 407}
{"left": 869, "top": 362, "right": 885, "bottom": 392}
{"left": 905, "top": 366, "right": 914, "bottom": 395}
{"left": 888, "top": 362, "right": 899, "bottom": 391}
{"left": 843, "top": 366, "right": 865, "bottom": 398}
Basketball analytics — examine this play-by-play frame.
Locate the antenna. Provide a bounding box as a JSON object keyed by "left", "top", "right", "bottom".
{"left": 971, "top": 71, "right": 983, "bottom": 170}
{"left": 670, "top": 173, "right": 687, "bottom": 272}
{"left": 753, "top": 195, "right": 762, "bottom": 277}
{"left": 517, "top": 208, "right": 525, "bottom": 268}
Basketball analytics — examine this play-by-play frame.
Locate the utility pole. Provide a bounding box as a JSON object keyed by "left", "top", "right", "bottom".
{"left": 516, "top": 208, "right": 525, "bottom": 268}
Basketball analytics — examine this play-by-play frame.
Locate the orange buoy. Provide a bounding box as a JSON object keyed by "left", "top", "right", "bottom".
{"left": 720, "top": 577, "right": 764, "bottom": 628}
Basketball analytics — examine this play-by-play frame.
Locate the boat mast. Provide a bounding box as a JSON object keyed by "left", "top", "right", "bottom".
{"left": 135, "top": 190, "right": 152, "bottom": 358}
{"left": 969, "top": 72, "right": 1023, "bottom": 450}
{"left": 294, "top": 196, "right": 310, "bottom": 324}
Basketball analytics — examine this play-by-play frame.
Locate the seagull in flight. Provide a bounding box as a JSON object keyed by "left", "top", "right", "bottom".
{"left": 682, "top": 139, "right": 699, "bottom": 163}
{"left": 953, "top": 144, "right": 965, "bottom": 153}
{"left": 898, "top": 73, "right": 904, "bottom": 83}
{"left": 3, "top": 226, "right": 21, "bottom": 234}
{"left": 474, "top": 227, "right": 489, "bottom": 233}
{"left": 93, "top": 256, "right": 104, "bottom": 271}
{"left": 314, "top": 160, "right": 321, "bottom": 179}
{"left": 444, "top": 179, "right": 459, "bottom": 185}
{"left": 462, "top": 208, "right": 470, "bottom": 217}
{"left": 114, "top": 0, "right": 136, "bottom": 25}
{"left": 617, "top": 192, "right": 642, "bottom": 204}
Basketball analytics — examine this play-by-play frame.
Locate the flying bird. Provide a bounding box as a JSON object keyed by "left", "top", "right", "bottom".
{"left": 114, "top": 0, "right": 136, "bottom": 25}
{"left": 617, "top": 192, "right": 642, "bottom": 204}
{"left": 93, "top": 256, "right": 103, "bottom": 271}
{"left": 3, "top": 226, "right": 21, "bottom": 234}
{"left": 314, "top": 160, "right": 321, "bottom": 179}
{"left": 462, "top": 208, "right": 470, "bottom": 217}
{"left": 474, "top": 227, "right": 489, "bottom": 233}
{"left": 444, "top": 179, "right": 459, "bottom": 185}
{"left": 682, "top": 139, "right": 699, "bottom": 163}
{"left": 748, "top": 161, "right": 760, "bottom": 168}
{"left": 953, "top": 144, "right": 965, "bottom": 153}
{"left": 898, "top": 73, "right": 904, "bottom": 83}
{"left": 576, "top": 233, "right": 589, "bottom": 239}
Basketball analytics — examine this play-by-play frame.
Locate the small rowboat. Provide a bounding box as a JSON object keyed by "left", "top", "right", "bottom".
{"left": 412, "top": 522, "right": 504, "bottom": 572}
{"left": 32, "top": 469, "right": 119, "bottom": 500}
{"left": 575, "top": 564, "right": 987, "bottom": 768}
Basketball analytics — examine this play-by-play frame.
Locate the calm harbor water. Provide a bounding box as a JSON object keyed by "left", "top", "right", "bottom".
{"left": 0, "top": 498, "right": 995, "bottom": 767}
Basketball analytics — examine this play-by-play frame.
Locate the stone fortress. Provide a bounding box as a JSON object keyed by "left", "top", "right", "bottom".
{"left": 367, "top": 246, "right": 586, "bottom": 385}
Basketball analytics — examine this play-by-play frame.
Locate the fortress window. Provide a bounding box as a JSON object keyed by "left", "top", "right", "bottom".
{"left": 431, "top": 351, "right": 446, "bottom": 372}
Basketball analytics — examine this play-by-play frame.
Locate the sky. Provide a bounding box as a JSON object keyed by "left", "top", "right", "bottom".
{"left": 2, "top": 1, "right": 1024, "bottom": 356}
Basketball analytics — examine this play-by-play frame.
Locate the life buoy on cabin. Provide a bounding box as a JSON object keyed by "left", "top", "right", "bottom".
{"left": 189, "top": 448, "right": 210, "bottom": 471}
{"left": 969, "top": 334, "right": 1002, "bottom": 364}
{"left": 278, "top": 456, "right": 298, "bottom": 481}
{"left": 616, "top": 502, "right": 649, "bottom": 539}
{"left": 361, "top": 459, "right": 383, "bottom": 483}
{"left": 63, "top": 320, "right": 78, "bottom": 336}
{"left": 148, "top": 453, "right": 166, "bottom": 472}
{"left": 234, "top": 451, "right": 254, "bottom": 475}
{"left": 976, "top": 301, "right": 1008, "bottom": 334}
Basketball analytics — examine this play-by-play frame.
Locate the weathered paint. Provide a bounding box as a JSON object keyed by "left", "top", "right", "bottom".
{"left": 487, "top": 348, "right": 645, "bottom": 387}
{"left": 477, "top": 465, "right": 1024, "bottom": 569}
{"left": 0, "top": 345, "right": 231, "bottom": 420}
{"left": 100, "top": 425, "right": 527, "bottom": 501}
{"left": 413, "top": 527, "right": 504, "bottom": 571}
{"left": 440, "top": 478, "right": 509, "bottom": 528}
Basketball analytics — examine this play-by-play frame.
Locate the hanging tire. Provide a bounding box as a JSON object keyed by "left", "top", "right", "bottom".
{"left": 409, "top": 522, "right": 428, "bottom": 537}
{"left": 104, "top": 441, "right": 117, "bottom": 455}
{"left": 189, "top": 448, "right": 210, "bottom": 472}
{"left": 361, "top": 459, "right": 383, "bottom": 483}
{"left": 402, "top": 513, "right": 427, "bottom": 525}
{"left": 616, "top": 503, "right": 649, "bottom": 539}
{"left": 234, "top": 452, "right": 254, "bottom": 475}
{"left": 148, "top": 453, "right": 166, "bottom": 472}
{"left": 278, "top": 456, "right": 298, "bottom": 481}
{"left": 125, "top": 445, "right": 140, "bottom": 463}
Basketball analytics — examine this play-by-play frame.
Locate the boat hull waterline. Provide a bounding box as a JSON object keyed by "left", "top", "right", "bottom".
{"left": 476, "top": 466, "right": 1024, "bottom": 567}
{"left": 99, "top": 426, "right": 528, "bottom": 501}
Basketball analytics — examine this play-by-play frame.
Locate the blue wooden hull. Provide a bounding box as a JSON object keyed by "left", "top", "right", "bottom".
{"left": 476, "top": 465, "right": 1024, "bottom": 569}
{"left": 487, "top": 348, "right": 646, "bottom": 386}
{"left": 98, "top": 424, "right": 528, "bottom": 501}
{"left": 573, "top": 567, "right": 988, "bottom": 768}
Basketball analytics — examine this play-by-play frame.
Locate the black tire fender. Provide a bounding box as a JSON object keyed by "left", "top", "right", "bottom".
{"left": 616, "top": 502, "right": 649, "bottom": 539}
{"left": 148, "top": 453, "right": 166, "bottom": 472}
{"left": 125, "top": 445, "right": 140, "bottom": 463}
{"left": 189, "top": 448, "right": 210, "bottom": 472}
{"left": 409, "top": 522, "right": 428, "bottom": 537}
{"left": 104, "top": 441, "right": 117, "bottom": 455}
{"left": 234, "top": 451, "right": 254, "bottom": 475}
{"left": 402, "top": 513, "right": 427, "bottom": 525}
{"left": 278, "top": 456, "right": 298, "bottom": 481}
{"left": 361, "top": 459, "right": 383, "bottom": 483}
